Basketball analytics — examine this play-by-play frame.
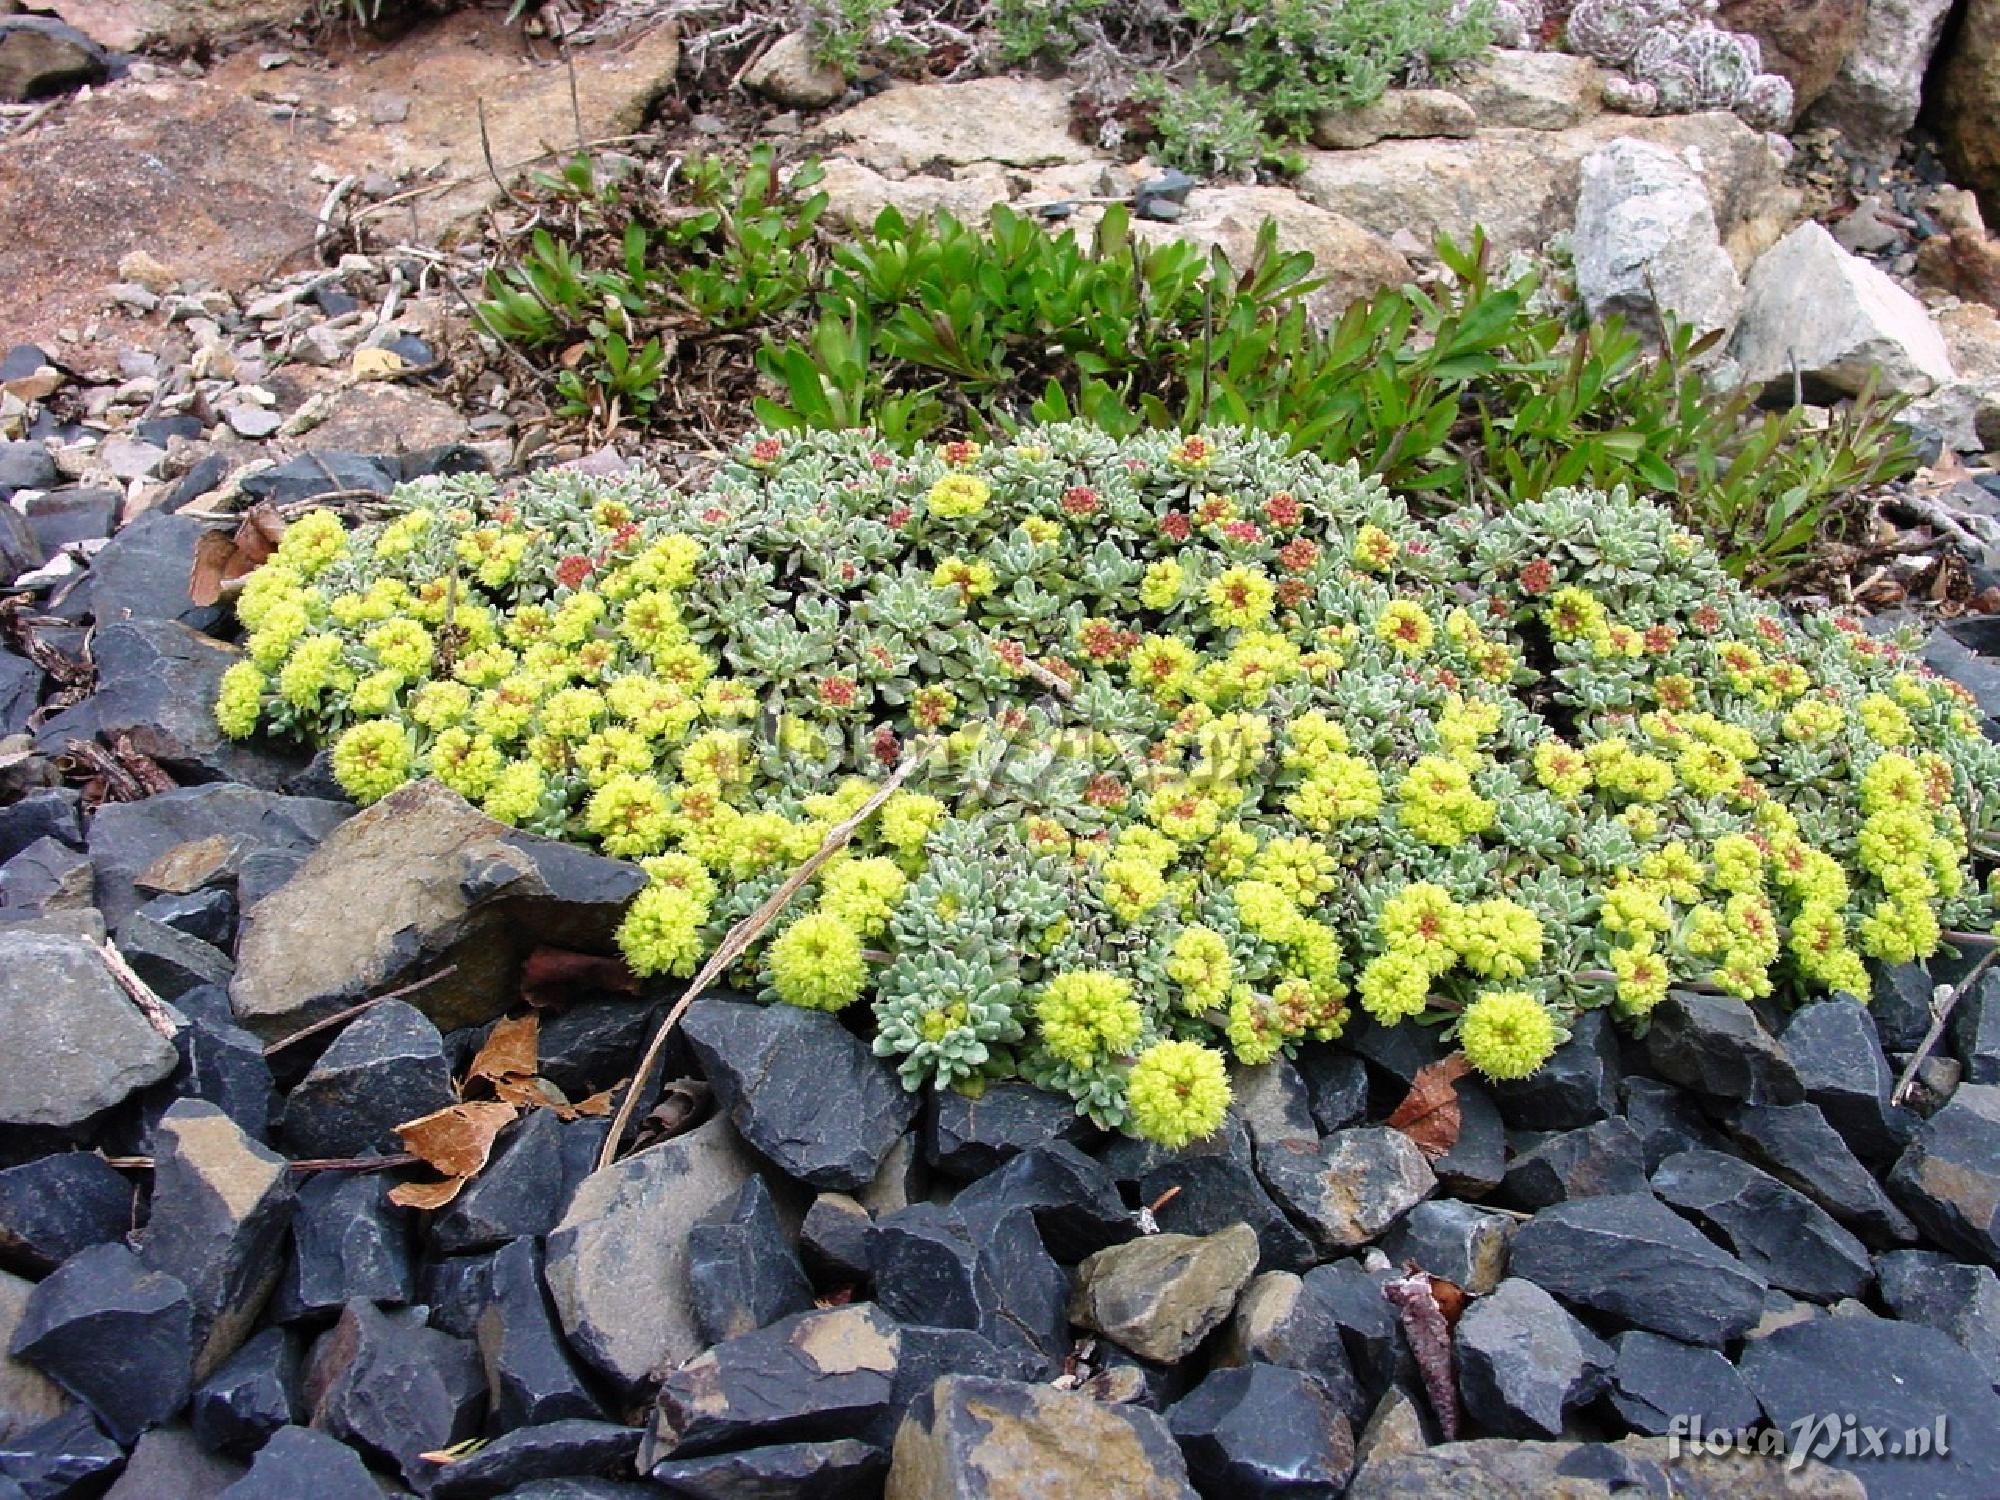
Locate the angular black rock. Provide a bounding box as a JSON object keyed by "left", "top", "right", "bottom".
{"left": 1378, "top": 1200, "right": 1513, "bottom": 1295}
{"left": 238, "top": 454, "right": 399, "bottom": 508}
{"left": 868, "top": 1203, "right": 1069, "bottom": 1372}
{"left": 127, "top": 888, "right": 236, "bottom": 952}
{"left": 1738, "top": 1316, "right": 2000, "bottom": 1500}
{"left": 0, "top": 1153, "right": 133, "bottom": 1276}
{"left": 305, "top": 1300, "right": 484, "bottom": 1486}
{"left": 799, "top": 1194, "right": 873, "bottom": 1288}
{"left": 1506, "top": 1193, "right": 1768, "bottom": 1346}
{"left": 114, "top": 912, "right": 232, "bottom": 1003}
{"left": 430, "top": 1420, "right": 641, "bottom": 1500}
{"left": 136, "top": 1100, "right": 295, "bottom": 1376}
{"left": 278, "top": 999, "right": 454, "bottom": 1159}
{"left": 1618, "top": 1078, "right": 1728, "bottom": 1172}
{"left": 645, "top": 1438, "right": 886, "bottom": 1499}
{"left": 1780, "top": 998, "right": 1918, "bottom": 1166}
{"left": 1343, "top": 1015, "right": 1450, "bottom": 1089}
{"left": 1871, "top": 963, "right": 1941, "bottom": 1053}
{"left": 1139, "top": 1151, "right": 1317, "bottom": 1275}
{"left": 1498, "top": 1117, "right": 1649, "bottom": 1211}
{"left": 1651, "top": 1149, "right": 1872, "bottom": 1302}
{"left": 1298, "top": 1259, "right": 1414, "bottom": 1406}
{"left": 132, "top": 1011, "right": 278, "bottom": 1147}
{"left": 215, "top": 1424, "right": 383, "bottom": 1500}
{"left": 1890, "top": 1082, "right": 2000, "bottom": 1265}
{"left": 0, "top": 1409, "right": 123, "bottom": 1500}
{"left": 102, "top": 1424, "right": 246, "bottom": 1499}
{"left": 189, "top": 1326, "right": 301, "bottom": 1455}
{"left": 1606, "top": 1329, "right": 1759, "bottom": 1437}
{"left": 0, "top": 837, "right": 89, "bottom": 914}
{"left": 1876, "top": 1249, "right": 2000, "bottom": 1385}
{"left": 1726, "top": 1101, "right": 1918, "bottom": 1247}
{"left": 925, "top": 1081, "right": 1091, "bottom": 1180}
{"left": 1431, "top": 1078, "right": 1507, "bottom": 1198}
{"left": 1215, "top": 1271, "right": 1368, "bottom": 1427}
{"left": 1491, "top": 1009, "right": 1620, "bottom": 1131}
{"left": 270, "top": 1170, "right": 416, "bottom": 1323}
{"left": 1167, "top": 1363, "right": 1355, "bottom": 1498}
{"left": 952, "top": 1143, "right": 1134, "bottom": 1262}
{"left": 646, "top": 1303, "right": 901, "bottom": 1462}
{"left": 534, "top": 999, "right": 667, "bottom": 1102}
{"left": 0, "top": 791, "right": 80, "bottom": 868}
{"left": 687, "top": 1175, "right": 814, "bottom": 1348}
{"left": 1233, "top": 1061, "right": 1318, "bottom": 1159}
{"left": 1644, "top": 990, "right": 1803, "bottom": 1104}
{"left": 1297, "top": 1048, "right": 1368, "bottom": 1135}
{"left": 681, "top": 995, "right": 917, "bottom": 1191}
{"left": 1454, "top": 1277, "right": 1612, "bottom": 1439}
{"left": 1952, "top": 968, "right": 2000, "bottom": 1086}
{"left": 88, "top": 509, "right": 222, "bottom": 632}
{"left": 0, "top": 654, "right": 34, "bottom": 740}
{"left": 1256, "top": 1128, "right": 1435, "bottom": 1252}
{"left": 432, "top": 1104, "right": 579, "bottom": 1254}
{"left": 476, "top": 1236, "right": 602, "bottom": 1431}
{"left": 888, "top": 1324, "right": 1046, "bottom": 1431}
{"left": 22, "top": 488, "right": 115, "bottom": 554}
{"left": 10, "top": 1242, "right": 196, "bottom": 1444}
{"left": 420, "top": 1250, "right": 503, "bottom": 1340}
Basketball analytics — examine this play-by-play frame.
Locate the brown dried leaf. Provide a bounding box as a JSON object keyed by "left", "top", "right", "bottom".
{"left": 1427, "top": 1276, "right": 1468, "bottom": 1328}
{"left": 557, "top": 1087, "right": 615, "bottom": 1120}
{"left": 468, "top": 1013, "right": 539, "bottom": 1085}
{"left": 187, "top": 504, "right": 287, "bottom": 607}
{"left": 493, "top": 1075, "right": 566, "bottom": 1110}
{"left": 394, "top": 1101, "right": 518, "bottom": 1179}
{"left": 519, "top": 946, "right": 638, "bottom": 1008}
{"left": 1385, "top": 1053, "right": 1473, "bottom": 1160}
{"left": 388, "top": 1176, "right": 471, "bottom": 1211}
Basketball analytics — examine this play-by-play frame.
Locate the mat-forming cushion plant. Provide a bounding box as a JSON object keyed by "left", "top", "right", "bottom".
{"left": 215, "top": 425, "right": 2000, "bottom": 1144}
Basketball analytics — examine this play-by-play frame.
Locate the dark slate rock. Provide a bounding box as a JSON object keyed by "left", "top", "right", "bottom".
{"left": 1618, "top": 1078, "right": 1728, "bottom": 1173}
{"left": 305, "top": 1300, "right": 484, "bottom": 1486}
{"left": 1233, "top": 1061, "right": 1318, "bottom": 1159}
{"left": 10, "top": 1242, "right": 195, "bottom": 1443}
{"left": 0, "top": 837, "right": 89, "bottom": 915}
{"left": 126, "top": 1014, "right": 276, "bottom": 1148}
{"left": 687, "top": 1175, "right": 814, "bottom": 1348}
{"left": 1782, "top": 998, "right": 1919, "bottom": 1166}
{"left": 477, "top": 1236, "right": 601, "bottom": 1431}
{"left": 134, "top": 1100, "right": 294, "bottom": 1378}
{"left": 238, "top": 454, "right": 397, "bottom": 508}
{"left": 128, "top": 888, "right": 236, "bottom": 952}
{"left": 1094, "top": 1110, "right": 1243, "bottom": 1189}
{"left": 89, "top": 509, "right": 222, "bottom": 633}
{"left": 215, "top": 1424, "right": 381, "bottom": 1500}
{"left": 1377, "top": 1200, "right": 1512, "bottom": 1295}
{"left": 1069, "top": 1225, "right": 1257, "bottom": 1366}
{"left": 1888, "top": 1081, "right": 2000, "bottom": 1264}
{"left": 534, "top": 998, "right": 666, "bottom": 1102}
{"left": 1454, "top": 1277, "right": 1611, "bottom": 1439}
{"left": 1140, "top": 1150, "right": 1317, "bottom": 1275}
{"left": 0, "top": 1409, "right": 122, "bottom": 1500}
{"left": 431, "top": 1420, "right": 641, "bottom": 1500}
{"left": 1491, "top": 1009, "right": 1620, "bottom": 1131}
{"left": 1951, "top": 968, "right": 2000, "bottom": 1086}
{"left": 1499, "top": 1117, "right": 1648, "bottom": 1211}
{"left": 22, "top": 491, "right": 115, "bottom": 556}
{"left": 0, "top": 498, "right": 34, "bottom": 588}
{"left": 1651, "top": 1150, "right": 1872, "bottom": 1302}
{"left": 681, "top": 996, "right": 917, "bottom": 1192}
{"left": 1875, "top": 1249, "right": 2000, "bottom": 1386}
{"left": 868, "top": 1203, "right": 1068, "bottom": 1373}
{"left": 278, "top": 999, "right": 453, "bottom": 1159}
{"left": 1644, "top": 991, "right": 1803, "bottom": 1103}
{"left": 1214, "top": 1271, "right": 1368, "bottom": 1427}
{"left": 1606, "top": 1329, "right": 1759, "bottom": 1437}
{"left": 646, "top": 1303, "right": 901, "bottom": 1462}
{"left": 0, "top": 444, "right": 57, "bottom": 498}
{"left": 1297, "top": 1047, "right": 1368, "bottom": 1135}
{"left": 1506, "top": 1193, "right": 1768, "bottom": 1346}
{"left": 0, "top": 655, "right": 37, "bottom": 740}
{"left": 1167, "top": 1363, "right": 1355, "bottom": 1498}
{"left": 85, "top": 783, "right": 348, "bottom": 930}
{"left": 188, "top": 1326, "right": 300, "bottom": 1455}
{"left": 433, "top": 1104, "right": 579, "bottom": 1255}
{"left": 645, "top": 1438, "right": 885, "bottom": 1499}
{"left": 1872, "top": 963, "right": 1942, "bottom": 1052}
{"left": 799, "top": 1193, "right": 872, "bottom": 1288}
{"left": 501, "top": 1485, "right": 656, "bottom": 1500}
{"left": 156, "top": 455, "right": 230, "bottom": 516}
{"left": 925, "top": 1081, "right": 1091, "bottom": 1180}
{"left": 1344, "top": 1015, "right": 1449, "bottom": 1090}
{"left": 0, "top": 792, "right": 79, "bottom": 868}
{"left": 421, "top": 1250, "right": 502, "bottom": 1341}
{"left": 888, "top": 1324, "right": 1046, "bottom": 1428}
{"left": 1726, "top": 1100, "right": 1919, "bottom": 1247}
{"left": 1257, "top": 1128, "right": 1434, "bottom": 1252}
{"left": 953, "top": 1142, "right": 1135, "bottom": 1262}
{"left": 1298, "top": 1260, "right": 1413, "bottom": 1406}
{"left": 1432, "top": 1078, "right": 1507, "bottom": 1198}
{"left": 113, "top": 912, "right": 232, "bottom": 1004}
{"left": 270, "top": 1170, "right": 415, "bottom": 1324}
{"left": 0, "top": 1154, "right": 133, "bottom": 1276}
{"left": 101, "top": 1424, "right": 245, "bottom": 1499}
{"left": 1738, "top": 1316, "right": 2000, "bottom": 1499}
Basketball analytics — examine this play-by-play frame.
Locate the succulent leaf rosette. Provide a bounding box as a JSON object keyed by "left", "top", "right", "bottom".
{"left": 214, "top": 424, "right": 2000, "bottom": 1144}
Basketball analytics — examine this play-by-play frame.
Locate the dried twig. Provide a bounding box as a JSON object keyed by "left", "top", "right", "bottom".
{"left": 595, "top": 751, "right": 928, "bottom": 1171}
{"left": 1892, "top": 943, "right": 2000, "bottom": 1107}
{"left": 262, "top": 964, "right": 461, "bottom": 1056}
{"left": 478, "top": 99, "right": 527, "bottom": 208}
{"left": 96, "top": 941, "right": 179, "bottom": 1041}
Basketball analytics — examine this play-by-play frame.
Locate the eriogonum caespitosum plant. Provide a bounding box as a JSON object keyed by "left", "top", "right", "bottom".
{"left": 215, "top": 425, "right": 2000, "bottom": 1142}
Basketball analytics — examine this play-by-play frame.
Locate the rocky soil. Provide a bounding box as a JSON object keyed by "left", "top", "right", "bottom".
{"left": 9, "top": 1, "right": 2000, "bottom": 1497}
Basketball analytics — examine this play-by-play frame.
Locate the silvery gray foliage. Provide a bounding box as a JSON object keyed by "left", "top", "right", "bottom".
{"left": 1566, "top": 0, "right": 1792, "bottom": 129}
